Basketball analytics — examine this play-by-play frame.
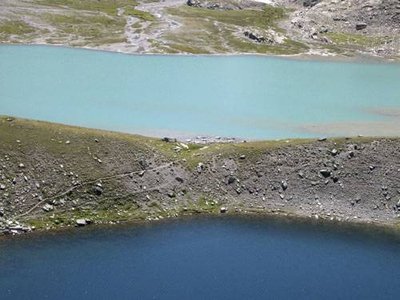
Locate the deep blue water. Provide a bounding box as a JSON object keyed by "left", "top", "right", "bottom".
{"left": 0, "top": 217, "right": 399, "bottom": 300}
{"left": 1, "top": 45, "right": 400, "bottom": 139}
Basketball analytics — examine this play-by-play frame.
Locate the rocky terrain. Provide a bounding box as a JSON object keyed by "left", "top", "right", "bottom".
{"left": 280, "top": 0, "right": 400, "bottom": 58}
{"left": 0, "top": 0, "right": 398, "bottom": 59}
{"left": 1, "top": 116, "right": 400, "bottom": 235}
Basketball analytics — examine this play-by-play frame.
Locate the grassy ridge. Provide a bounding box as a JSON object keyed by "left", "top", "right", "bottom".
{"left": 164, "top": 5, "right": 308, "bottom": 55}
{"left": 1, "top": 116, "right": 399, "bottom": 232}
{"left": 38, "top": 0, "right": 155, "bottom": 20}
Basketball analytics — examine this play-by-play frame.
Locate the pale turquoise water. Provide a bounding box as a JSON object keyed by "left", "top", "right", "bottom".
{"left": 0, "top": 45, "right": 399, "bottom": 139}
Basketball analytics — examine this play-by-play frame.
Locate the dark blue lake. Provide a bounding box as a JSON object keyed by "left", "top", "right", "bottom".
{"left": 0, "top": 217, "right": 399, "bottom": 299}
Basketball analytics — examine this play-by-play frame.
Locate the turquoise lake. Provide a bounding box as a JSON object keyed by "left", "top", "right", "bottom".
{"left": 1, "top": 45, "right": 399, "bottom": 139}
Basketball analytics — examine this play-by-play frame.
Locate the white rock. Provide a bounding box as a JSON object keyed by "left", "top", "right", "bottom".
{"left": 76, "top": 219, "right": 88, "bottom": 226}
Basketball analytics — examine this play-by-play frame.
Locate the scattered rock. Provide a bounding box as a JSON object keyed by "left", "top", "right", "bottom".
{"left": 175, "top": 176, "right": 184, "bottom": 183}
{"left": 319, "top": 26, "right": 328, "bottom": 34}
{"left": 179, "top": 143, "right": 189, "bottom": 150}
{"left": 320, "top": 169, "right": 331, "bottom": 178}
{"left": 139, "top": 159, "right": 148, "bottom": 170}
{"left": 187, "top": 0, "right": 262, "bottom": 10}
{"left": 76, "top": 219, "right": 88, "bottom": 227}
{"left": 197, "top": 162, "right": 205, "bottom": 173}
{"left": 303, "top": 0, "right": 321, "bottom": 7}
{"left": 187, "top": 0, "right": 201, "bottom": 7}
{"left": 162, "top": 137, "right": 176, "bottom": 143}
{"left": 228, "top": 176, "right": 236, "bottom": 184}
{"left": 356, "top": 23, "right": 367, "bottom": 30}
{"left": 93, "top": 183, "right": 103, "bottom": 196}
{"left": 18, "top": 163, "right": 25, "bottom": 168}
{"left": 244, "top": 31, "right": 268, "bottom": 43}
{"left": 42, "top": 204, "right": 54, "bottom": 212}
{"left": 332, "top": 175, "right": 339, "bottom": 183}
{"left": 281, "top": 180, "right": 288, "bottom": 191}
{"left": 333, "top": 16, "right": 348, "bottom": 22}
{"left": 396, "top": 199, "right": 400, "bottom": 208}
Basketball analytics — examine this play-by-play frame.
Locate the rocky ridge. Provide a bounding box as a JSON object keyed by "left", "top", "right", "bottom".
{"left": 1, "top": 117, "right": 400, "bottom": 235}
{"left": 279, "top": 0, "right": 400, "bottom": 57}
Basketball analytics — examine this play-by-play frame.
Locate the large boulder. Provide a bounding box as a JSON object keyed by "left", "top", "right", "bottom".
{"left": 76, "top": 219, "right": 88, "bottom": 227}
{"left": 303, "top": 0, "right": 321, "bottom": 7}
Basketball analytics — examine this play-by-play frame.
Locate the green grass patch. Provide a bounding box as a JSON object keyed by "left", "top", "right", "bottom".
{"left": 325, "top": 32, "right": 391, "bottom": 47}
{"left": 168, "top": 5, "right": 285, "bottom": 28}
{"left": 182, "top": 195, "right": 221, "bottom": 214}
{"left": 167, "top": 43, "right": 211, "bottom": 54}
{"left": 37, "top": 0, "right": 154, "bottom": 20}
{"left": 37, "top": 0, "right": 137, "bottom": 16}
{"left": 124, "top": 6, "right": 155, "bottom": 21}
{"left": 43, "top": 13, "right": 126, "bottom": 43}
{"left": 0, "top": 20, "right": 35, "bottom": 36}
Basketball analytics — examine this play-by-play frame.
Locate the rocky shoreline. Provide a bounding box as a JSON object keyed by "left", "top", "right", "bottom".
{"left": 1, "top": 117, "right": 399, "bottom": 236}
{"left": 0, "top": 0, "right": 398, "bottom": 60}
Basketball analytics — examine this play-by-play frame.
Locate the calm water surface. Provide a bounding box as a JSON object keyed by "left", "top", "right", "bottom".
{"left": 1, "top": 45, "right": 399, "bottom": 139}
{"left": 0, "top": 217, "right": 399, "bottom": 300}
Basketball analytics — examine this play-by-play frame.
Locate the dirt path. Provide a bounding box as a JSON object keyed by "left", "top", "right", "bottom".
{"left": 123, "top": 0, "right": 184, "bottom": 53}
{"left": 16, "top": 162, "right": 174, "bottom": 219}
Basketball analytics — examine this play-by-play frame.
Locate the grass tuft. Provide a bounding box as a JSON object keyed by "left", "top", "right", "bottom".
{"left": 0, "top": 20, "right": 35, "bottom": 36}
